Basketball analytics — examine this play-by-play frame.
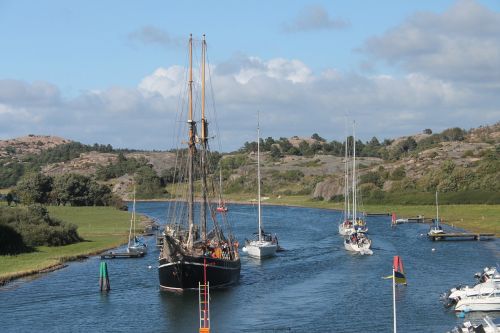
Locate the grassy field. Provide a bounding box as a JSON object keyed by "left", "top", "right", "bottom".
{"left": 0, "top": 206, "right": 132, "bottom": 283}
{"left": 253, "top": 195, "right": 500, "bottom": 236}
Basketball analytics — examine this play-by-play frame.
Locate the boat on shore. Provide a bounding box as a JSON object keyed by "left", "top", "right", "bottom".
{"left": 158, "top": 35, "right": 240, "bottom": 291}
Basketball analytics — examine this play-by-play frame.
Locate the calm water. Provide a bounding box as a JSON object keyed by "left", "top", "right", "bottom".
{"left": 1, "top": 202, "right": 499, "bottom": 332}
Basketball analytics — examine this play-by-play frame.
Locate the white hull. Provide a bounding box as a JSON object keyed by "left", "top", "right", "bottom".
{"left": 127, "top": 244, "right": 147, "bottom": 255}
{"left": 344, "top": 239, "right": 372, "bottom": 255}
{"left": 449, "top": 282, "right": 500, "bottom": 301}
{"left": 455, "top": 294, "right": 500, "bottom": 312}
{"left": 338, "top": 223, "right": 354, "bottom": 236}
{"left": 244, "top": 240, "right": 277, "bottom": 259}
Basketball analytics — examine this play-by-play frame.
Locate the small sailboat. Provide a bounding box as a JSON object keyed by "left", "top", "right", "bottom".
{"left": 216, "top": 169, "right": 228, "bottom": 213}
{"left": 243, "top": 116, "right": 278, "bottom": 259}
{"left": 344, "top": 121, "right": 372, "bottom": 255}
{"left": 427, "top": 191, "right": 445, "bottom": 238}
{"left": 127, "top": 187, "right": 147, "bottom": 255}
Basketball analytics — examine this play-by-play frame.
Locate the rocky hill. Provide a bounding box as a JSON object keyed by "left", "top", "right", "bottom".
{"left": 0, "top": 135, "right": 71, "bottom": 159}
{"left": 1, "top": 122, "right": 498, "bottom": 203}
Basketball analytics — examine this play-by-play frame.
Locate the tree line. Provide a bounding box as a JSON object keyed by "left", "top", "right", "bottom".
{"left": 238, "top": 127, "right": 468, "bottom": 161}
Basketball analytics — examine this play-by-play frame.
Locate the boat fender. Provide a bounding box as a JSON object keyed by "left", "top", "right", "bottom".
{"left": 457, "top": 311, "right": 465, "bottom": 318}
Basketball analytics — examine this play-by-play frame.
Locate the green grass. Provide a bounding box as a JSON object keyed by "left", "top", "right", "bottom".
{"left": 0, "top": 206, "right": 132, "bottom": 282}
{"left": 253, "top": 195, "right": 500, "bottom": 236}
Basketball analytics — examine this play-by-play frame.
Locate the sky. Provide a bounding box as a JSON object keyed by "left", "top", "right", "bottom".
{"left": 0, "top": 0, "right": 499, "bottom": 151}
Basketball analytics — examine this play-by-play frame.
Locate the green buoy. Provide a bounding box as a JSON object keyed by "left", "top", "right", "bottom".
{"left": 99, "top": 261, "right": 110, "bottom": 292}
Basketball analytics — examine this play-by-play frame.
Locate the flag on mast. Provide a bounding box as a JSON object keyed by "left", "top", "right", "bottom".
{"left": 383, "top": 256, "right": 407, "bottom": 285}
{"left": 393, "top": 256, "right": 407, "bottom": 285}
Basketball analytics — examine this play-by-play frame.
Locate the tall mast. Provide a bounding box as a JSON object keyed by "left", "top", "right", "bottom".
{"left": 257, "top": 113, "right": 262, "bottom": 242}
{"left": 345, "top": 118, "right": 350, "bottom": 220}
{"left": 200, "top": 34, "right": 208, "bottom": 241}
{"left": 435, "top": 191, "right": 439, "bottom": 228}
{"left": 352, "top": 121, "right": 356, "bottom": 222}
{"left": 187, "top": 34, "right": 196, "bottom": 248}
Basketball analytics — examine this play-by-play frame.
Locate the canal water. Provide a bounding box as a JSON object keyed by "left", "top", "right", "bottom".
{"left": 1, "top": 202, "right": 498, "bottom": 332}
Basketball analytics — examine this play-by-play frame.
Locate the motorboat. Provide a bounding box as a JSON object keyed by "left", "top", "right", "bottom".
{"left": 448, "top": 316, "right": 500, "bottom": 333}
{"left": 454, "top": 291, "right": 500, "bottom": 312}
{"left": 445, "top": 267, "right": 500, "bottom": 308}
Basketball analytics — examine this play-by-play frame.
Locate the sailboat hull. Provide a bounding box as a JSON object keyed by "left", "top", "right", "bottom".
{"left": 344, "top": 238, "right": 372, "bottom": 255}
{"left": 244, "top": 241, "right": 277, "bottom": 259}
{"left": 158, "top": 256, "right": 240, "bottom": 291}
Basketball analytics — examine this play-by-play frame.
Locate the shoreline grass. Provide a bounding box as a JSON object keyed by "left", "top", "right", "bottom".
{"left": 0, "top": 206, "right": 132, "bottom": 284}
{"left": 1, "top": 197, "right": 497, "bottom": 285}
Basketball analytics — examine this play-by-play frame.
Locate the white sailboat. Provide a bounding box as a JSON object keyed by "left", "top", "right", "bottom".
{"left": 338, "top": 123, "right": 355, "bottom": 236}
{"left": 127, "top": 187, "right": 147, "bottom": 255}
{"left": 344, "top": 121, "right": 372, "bottom": 255}
{"left": 427, "top": 191, "right": 445, "bottom": 238}
{"left": 243, "top": 116, "right": 278, "bottom": 259}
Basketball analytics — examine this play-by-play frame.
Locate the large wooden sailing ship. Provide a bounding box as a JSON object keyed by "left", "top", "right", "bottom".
{"left": 158, "top": 34, "right": 240, "bottom": 291}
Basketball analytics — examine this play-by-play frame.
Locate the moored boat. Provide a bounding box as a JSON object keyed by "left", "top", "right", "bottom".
{"left": 158, "top": 35, "right": 240, "bottom": 291}
{"left": 243, "top": 115, "right": 278, "bottom": 259}
{"left": 127, "top": 187, "right": 147, "bottom": 255}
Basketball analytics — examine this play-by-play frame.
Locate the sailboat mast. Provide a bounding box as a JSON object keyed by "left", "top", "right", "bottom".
{"left": 257, "top": 114, "right": 262, "bottom": 242}
{"left": 200, "top": 34, "right": 208, "bottom": 241}
{"left": 345, "top": 120, "right": 350, "bottom": 220}
{"left": 128, "top": 186, "right": 136, "bottom": 248}
{"left": 187, "top": 34, "right": 196, "bottom": 248}
{"left": 435, "top": 191, "right": 439, "bottom": 228}
{"left": 352, "top": 121, "right": 357, "bottom": 221}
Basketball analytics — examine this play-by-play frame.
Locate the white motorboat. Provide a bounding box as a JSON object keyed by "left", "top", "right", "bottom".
{"left": 455, "top": 291, "right": 500, "bottom": 312}
{"left": 244, "top": 116, "right": 277, "bottom": 259}
{"left": 448, "top": 316, "right": 500, "bottom": 333}
{"left": 445, "top": 267, "right": 500, "bottom": 308}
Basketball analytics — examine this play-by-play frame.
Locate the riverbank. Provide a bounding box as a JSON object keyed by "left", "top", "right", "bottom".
{"left": 256, "top": 195, "right": 499, "bottom": 236}
{"left": 0, "top": 206, "right": 131, "bottom": 285}
{"left": 1, "top": 198, "right": 498, "bottom": 285}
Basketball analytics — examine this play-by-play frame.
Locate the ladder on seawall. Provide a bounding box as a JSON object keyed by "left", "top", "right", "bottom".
{"left": 199, "top": 281, "right": 210, "bottom": 333}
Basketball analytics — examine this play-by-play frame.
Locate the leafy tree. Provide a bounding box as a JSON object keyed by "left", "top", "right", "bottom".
{"left": 441, "top": 127, "right": 466, "bottom": 141}
{"left": 270, "top": 145, "right": 283, "bottom": 159}
{"left": 135, "top": 166, "right": 164, "bottom": 198}
{"left": 311, "top": 133, "right": 326, "bottom": 142}
{"left": 423, "top": 129, "right": 432, "bottom": 135}
{"left": 16, "top": 173, "right": 53, "bottom": 204}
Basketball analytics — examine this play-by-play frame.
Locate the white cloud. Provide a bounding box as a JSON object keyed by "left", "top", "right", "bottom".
{"left": 128, "top": 26, "right": 181, "bottom": 49}
{"left": 362, "top": 0, "right": 500, "bottom": 83}
{"left": 283, "top": 5, "right": 350, "bottom": 33}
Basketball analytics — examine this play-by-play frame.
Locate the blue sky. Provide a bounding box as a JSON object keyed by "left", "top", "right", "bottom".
{"left": 1, "top": 0, "right": 499, "bottom": 150}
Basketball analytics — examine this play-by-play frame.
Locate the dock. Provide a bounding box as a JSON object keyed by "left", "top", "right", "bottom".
{"left": 428, "top": 233, "right": 495, "bottom": 241}
{"left": 100, "top": 251, "right": 145, "bottom": 259}
{"left": 393, "top": 216, "right": 433, "bottom": 224}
